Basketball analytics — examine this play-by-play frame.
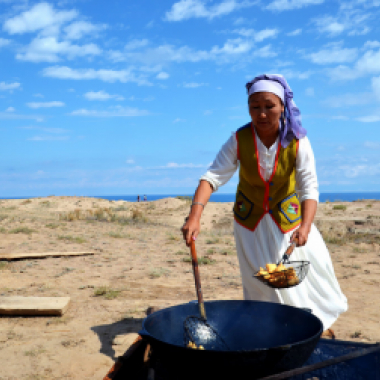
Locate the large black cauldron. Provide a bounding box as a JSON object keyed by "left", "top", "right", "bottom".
{"left": 139, "top": 300, "right": 323, "bottom": 380}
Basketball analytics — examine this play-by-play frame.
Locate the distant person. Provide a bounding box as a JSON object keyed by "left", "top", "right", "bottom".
{"left": 181, "top": 73, "right": 347, "bottom": 338}
{"left": 144, "top": 195, "right": 147, "bottom": 201}
{"left": 137, "top": 195, "right": 140, "bottom": 202}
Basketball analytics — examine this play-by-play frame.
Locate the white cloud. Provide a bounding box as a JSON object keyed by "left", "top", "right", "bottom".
{"left": 0, "top": 81, "right": 21, "bottom": 91}
{"left": 276, "top": 68, "right": 312, "bottom": 79}
{"left": 110, "top": 44, "right": 206, "bottom": 64}
{"left": 173, "top": 118, "right": 186, "bottom": 123}
{"left": 364, "top": 141, "right": 380, "bottom": 149}
{"left": 356, "top": 48, "right": 380, "bottom": 74}
{"left": 322, "top": 92, "right": 374, "bottom": 107}
{"left": 364, "top": 40, "right": 380, "bottom": 49}
{"left": 42, "top": 66, "right": 151, "bottom": 86}
{"left": 164, "top": 0, "right": 254, "bottom": 21}
{"left": 338, "top": 163, "right": 380, "bottom": 177}
{"left": 305, "top": 87, "right": 314, "bottom": 96}
{"left": 254, "top": 44, "right": 277, "bottom": 58}
{"left": 0, "top": 37, "right": 11, "bottom": 47}
{"left": 308, "top": 44, "right": 358, "bottom": 64}
{"left": 356, "top": 115, "right": 380, "bottom": 122}
{"left": 233, "top": 28, "right": 279, "bottom": 42}
{"left": 16, "top": 36, "right": 101, "bottom": 62}
{"left": 372, "top": 76, "right": 380, "bottom": 100}
{"left": 313, "top": 15, "right": 345, "bottom": 36}
{"left": 313, "top": 11, "right": 371, "bottom": 37}
{"left": 348, "top": 26, "right": 371, "bottom": 36}
{"left": 124, "top": 39, "right": 149, "bottom": 50}
{"left": 327, "top": 49, "right": 380, "bottom": 81}
{"left": 70, "top": 106, "right": 150, "bottom": 117}
{"left": 183, "top": 82, "right": 207, "bottom": 88}
{"left": 0, "top": 112, "right": 43, "bottom": 121}
{"left": 27, "top": 101, "right": 65, "bottom": 108}
{"left": 126, "top": 159, "right": 135, "bottom": 164}
{"left": 152, "top": 162, "right": 206, "bottom": 169}
{"left": 109, "top": 37, "right": 277, "bottom": 66}
{"left": 84, "top": 91, "right": 124, "bottom": 101}
{"left": 3, "top": 2, "right": 77, "bottom": 35}
{"left": 213, "top": 37, "right": 252, "bottom": 55}
{"left": 233, "top": 17, "right": 247, "bottom": 25}
{"left": 327, "top": 65, "right": 359, "bottom": 81}
{"left": 287, "top": 28, "right": 302, "bottom": 36}
{"left": 64, "top": 21, "right": 106, "bottom": 40}
{"left": 5, "top": 106, "right": 15, "bottom": 112}
{"left": 28, "top": 136, "right": 69, "bottom": 141}
{"left": 156, "top": 72, "right": 169, "bottom": 80}
{"left": 20, "top": 126, "right": 68, "bottom": 134}
{"left": 266, "top": 0, "right": 324, "bottom": 11}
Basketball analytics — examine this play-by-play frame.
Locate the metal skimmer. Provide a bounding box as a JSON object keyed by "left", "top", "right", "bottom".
{"left": 255, "top": 239, "right": 310, "bottom": 289}
{"left": 183, "top": 241, "right": 229, "bottom": 351}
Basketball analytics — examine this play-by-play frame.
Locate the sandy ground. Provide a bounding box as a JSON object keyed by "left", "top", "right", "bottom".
{"left": 0, "top": 196, "right": 379, "bottom": 379}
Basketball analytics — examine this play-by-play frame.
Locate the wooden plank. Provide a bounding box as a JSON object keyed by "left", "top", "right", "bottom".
{"left": 0, "top": 296, "right": 70, "bottom": 316}
{"left": 0, "top": 251, "right": 95, "bottom": 260}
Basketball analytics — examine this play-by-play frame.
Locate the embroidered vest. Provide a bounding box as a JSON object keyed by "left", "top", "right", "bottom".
{"left": 233, "top": 123, "right": 301, "bottom": 233}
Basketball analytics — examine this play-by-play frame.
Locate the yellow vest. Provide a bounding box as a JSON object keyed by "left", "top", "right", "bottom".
{"left": 233, "top": 123, "right": 301, "bottom": 233}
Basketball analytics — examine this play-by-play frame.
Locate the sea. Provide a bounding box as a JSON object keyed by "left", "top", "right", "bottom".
{"left": 95, "top": 192, "right": 380, "bottom": 203}
{"left": 3, "top": 192, "right": 380, "bottom": 203}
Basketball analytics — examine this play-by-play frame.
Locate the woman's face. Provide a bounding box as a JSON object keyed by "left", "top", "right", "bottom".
{"left": 248, "top": 92, "right": 284, "bottom": 138}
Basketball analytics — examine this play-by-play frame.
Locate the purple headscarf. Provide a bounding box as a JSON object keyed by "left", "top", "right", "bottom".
{"left": 246, "top": 74, "right": 307, "bottom": 148}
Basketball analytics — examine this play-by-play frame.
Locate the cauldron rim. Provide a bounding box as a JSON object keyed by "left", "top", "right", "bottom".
{"left": 139, "top": 299, "right": 323, "bottom": 353}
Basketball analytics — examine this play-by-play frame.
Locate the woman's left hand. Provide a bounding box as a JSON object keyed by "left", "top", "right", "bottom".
{"left": 291, "top": 223, "right": 311, "bottom": 247}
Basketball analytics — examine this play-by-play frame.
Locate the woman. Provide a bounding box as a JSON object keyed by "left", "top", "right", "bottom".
{"left": 181, "top": 74, "right": 347, "bottom": 334}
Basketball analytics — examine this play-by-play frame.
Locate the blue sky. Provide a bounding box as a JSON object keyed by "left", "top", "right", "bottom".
{"left": 1, "top": 0, "right": 380, "bottom": 197}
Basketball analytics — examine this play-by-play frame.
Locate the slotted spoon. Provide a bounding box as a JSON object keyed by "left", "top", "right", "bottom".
{"left": 183, "top": 240, "right": 229, "bottom": 351}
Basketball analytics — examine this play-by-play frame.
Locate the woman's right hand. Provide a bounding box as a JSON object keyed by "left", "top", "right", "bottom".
{"left": 181, "top": 215, "right": 201, "bottom": 247}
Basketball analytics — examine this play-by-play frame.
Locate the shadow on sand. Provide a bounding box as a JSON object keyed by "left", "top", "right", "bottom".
{"left": 91, "top": 316, "right": 144, "bottom": 360}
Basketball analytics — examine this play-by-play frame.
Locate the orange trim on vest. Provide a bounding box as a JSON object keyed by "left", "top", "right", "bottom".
{"left": 251, "top": 122, "right": 282, "bottom": 214}
{"left": 236, "top": 132, "right": 240, "bottom": 161}
{"left": 269, "top": 214, "right": 301, "bottom": 234}
{"left": 234, "top": 211, "right": 267, "bottom": 232}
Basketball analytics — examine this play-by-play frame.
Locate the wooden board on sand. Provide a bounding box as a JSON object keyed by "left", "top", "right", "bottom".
{"left": 0, "top": 296, "right": 70, "bottom": 316}
{"left": 0, "top": 251, "right": 94, "bottom": 260}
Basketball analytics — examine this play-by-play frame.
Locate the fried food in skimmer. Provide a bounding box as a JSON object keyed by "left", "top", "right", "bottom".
{"left": 255, "top": 263, "right": 300, "bottom": 288}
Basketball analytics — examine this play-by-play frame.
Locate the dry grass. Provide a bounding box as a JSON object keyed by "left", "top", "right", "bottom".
{"left": 57, "top": 235, "right": 86, "bottom": 244}
{"left": 350, "top": 330, "right": 362, "bottom": 338}
{"left": 182, "top": 256, "right": 216, "bottom": 265}
{"left": 9, "top": 227, "right": 35, "bottom": 234}
{"left": 149, "top": 267, "right": 170, "bottom": 278}
{"left": 24, "top": 347, "right": 46, "bottom": 357}
{"left": 93, "top": 286, "right": 120, "bottom": 300}
{"left": 46, "top": 223, "right": 61, "bottom": 229}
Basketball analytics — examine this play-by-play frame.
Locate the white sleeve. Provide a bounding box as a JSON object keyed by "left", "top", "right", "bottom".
{"left": 200, "top": 133, "right": 238, "bottom": 192}
{"left": 295, "top": 137, "right": 319, "bottom": 203}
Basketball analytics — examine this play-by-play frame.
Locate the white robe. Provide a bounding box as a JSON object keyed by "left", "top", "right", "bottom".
{"left": 200, "top": 129, "right": 348, "bottom": 330}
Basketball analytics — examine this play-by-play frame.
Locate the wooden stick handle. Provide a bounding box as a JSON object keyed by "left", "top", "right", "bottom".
{"left": 190, "top": 240, "right": 206, "bottom": 320}
{"left": 285, "top": 236, "right": 299, "bottom": 256}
